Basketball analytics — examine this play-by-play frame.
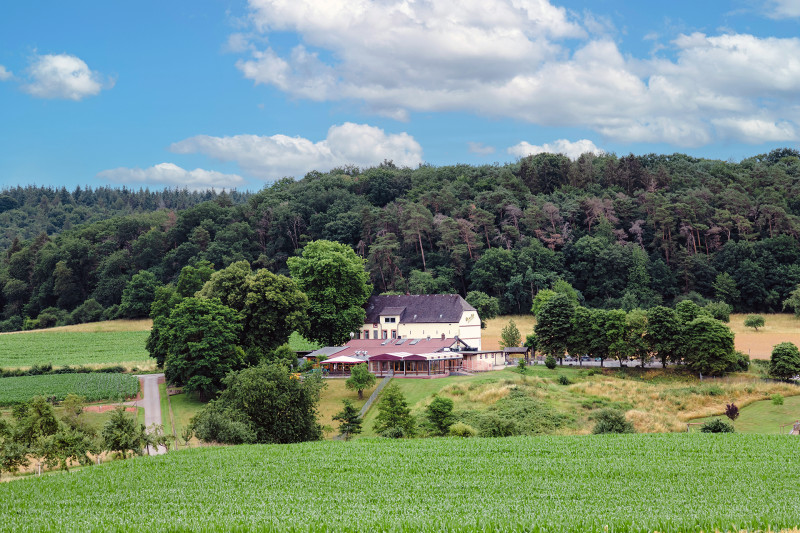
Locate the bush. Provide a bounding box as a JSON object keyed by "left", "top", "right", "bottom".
{"left": 191, "top": 404, "right": 257, "bottom": 444}
{"left": 772, "top": 394, "right": 784, "bottom": 406}
{"left": 449, "top": 422, "right": 477, "bottom": 438}
{"left": 545, "top": 355, "right": 557, "bottom": 370}
{"left": 587, "top": 368, "right": 600, "bottom": 376}
{"left": 700, "top": 418, "right": 734, "bottom": 433}
{"left": 380, "top": 426, "right": 407, "bottom": 439}
{"left": 557, "top": 375, "right": 571, "bottom": 386}
{"left": 69, "top": 299, "right": 104, "bottom": 325}
{"left": 592, "top": 409, "right": 634, "bottom": 434}
{"left": 517, "top": 359, "right": 527, "bottom": 374}
{"left": 478, "top": 414, "right": 517, "bottom": 438}
{"left": 102, "top": 304, "right": 121, "bottom": 321}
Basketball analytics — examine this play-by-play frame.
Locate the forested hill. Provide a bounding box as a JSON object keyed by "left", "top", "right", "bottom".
{"left": 2, "top": 148, "right": 800, "bottom": 332}
{"left": 0, "top": 186, "right": 251, "bottom": 251}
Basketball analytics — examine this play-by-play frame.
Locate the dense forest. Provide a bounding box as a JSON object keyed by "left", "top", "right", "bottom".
{"left": 2, "top": 148, "right": 800, "bottom": 332}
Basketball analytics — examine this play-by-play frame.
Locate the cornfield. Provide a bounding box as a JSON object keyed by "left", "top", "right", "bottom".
{"left": 0, "top": 373, "right": 140, "bottom": 405}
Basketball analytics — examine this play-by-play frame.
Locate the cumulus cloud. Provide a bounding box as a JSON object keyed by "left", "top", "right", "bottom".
{"left": 764, "top": 0, "right": 800, "bottom": 18}
{"left": 170, "top": 123, "right": 423, "bottom": 179}
{"left": 24, "top": 54, "right": 110, "bottom": 100}
{"left": 467, "top": 142, "right": 496, "bottom": 155}
{"left": 234, "top": 0, "right": 800, "bottom": 146}
{"left": 97, "top": 163, "right": 245, "bottom": 191}
{"left": 508, "top": 139, "right": 603, "bottom": 160}
{"left": 0, "top": 65, "right": 12, "bottom": 81}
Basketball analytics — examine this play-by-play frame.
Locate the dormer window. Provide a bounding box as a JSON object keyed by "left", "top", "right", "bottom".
{"left": 384, "top": 317, "right": 396, "bottom": 323}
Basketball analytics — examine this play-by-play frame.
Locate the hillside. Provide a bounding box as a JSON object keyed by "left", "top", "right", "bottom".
{"left": 2, "top": 434, "right": 799, "bottom": 532}
{"left": 2, "top": 150, "right": 800, "bottom": 332}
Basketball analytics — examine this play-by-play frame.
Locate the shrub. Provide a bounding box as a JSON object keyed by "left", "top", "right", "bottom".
{"left": 544, "top": 355, "right": 557, "bottom": 370}
{"left": 725, "top": 403, "right": 739, "bottom": 424}
{"left": 191, "top": 404, "right": 257, "bottom": 445}
{"left": 557, "top": 375, "right": 571, "bottom": 386}
{"left": 703, "top": 385, "right": 725, "bottom": 397}
{"left": 587, "top": 368, "right": 600, "bottom": 376}
{"left": 449, "top": 422, "right": 477, "bottom": 438}
{"left": 517, "top": 359, "right": 527, "bottom": 374}
{"left": 478, "top": 414, "right": 517, "bottom": 437}
{"left": 380, "top": 427, "right": 406, "bottom": 439}
{"left": 772, "top": 394, "right": 784, "bottom": 406}
{"left": 770, "top": 342, "right": 800, "bottom": 381}
{"left": 704, "top": 301, "right": 732, "bottom": 322}
{"left": 592, "top": 409, "right": 634, "bottom": 434}
{"left": 700, "top": 418, "right": 734, "bottom": 433}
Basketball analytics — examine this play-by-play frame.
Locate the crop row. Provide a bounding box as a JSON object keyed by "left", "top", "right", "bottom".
{"left": 0, "top": 373, "right": 140, "bottom": 405}
{"left": 0, "top": 331, "right": 150, "bottom": 369}
{"left": 1, "top": 433, "right": 799, "bottom": 532}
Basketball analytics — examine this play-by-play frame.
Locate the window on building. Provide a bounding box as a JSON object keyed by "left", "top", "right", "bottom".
{"left": 391, "top": 330, "right": 397, "bottom": 339}
{"left": 382, "top": 330, "right": 388, "bottom": 339}
{"left": 384, "top": 317, "right": 396, "bottom": 323}
{"left": 373, "top": 330, "right": 377, "bottom": 339}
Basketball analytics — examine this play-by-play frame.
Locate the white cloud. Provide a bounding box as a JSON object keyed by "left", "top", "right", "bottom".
{"left": 97, "top": 163, "right": 245, "bottom": 191}
{"left": 764, "top": 0, "right": 800, "bottom": 18}
{"left": 0, "top": 65, "right": 12, "bottom": 81}
{"left": 235, "top": 0, "right": 800, "bottom": 146}
{"left": 508, "top": 139, "right": 603, "bottom": 159}
{"left": 467, "top": 142, "right": 496, "bottom": 155}
{"left": 170, "top": 123, "right": 423, "bottom": 179}
{"left": 24, "top": 54, "right": 110, "bottom": 100}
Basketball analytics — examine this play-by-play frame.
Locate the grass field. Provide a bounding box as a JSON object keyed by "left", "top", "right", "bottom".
{"left": 2, "top": 434, "right": 799, "bottom": 532}
{"left": 0, "top": 373, "right": 140, "bottom": 406}
{"left": 0, "top": 329, "right": 152, "bottom": 371}
{"left": 483, "top": 313, "right": 800, "bottom": 358}
{"left": 692, "top": 394, "right": 800, "bottom": 434}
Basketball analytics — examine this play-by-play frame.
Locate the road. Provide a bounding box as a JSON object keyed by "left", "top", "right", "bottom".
{"left": 134, "top": 373, "right": 168, "bottom": 455}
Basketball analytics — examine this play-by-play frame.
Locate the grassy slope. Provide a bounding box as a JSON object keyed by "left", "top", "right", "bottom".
{"left": 2, "top": 434, "right": 800, "bottom": 532}
{"left": 358, "top": 366, "right": 800, "bottom": 436}
{"left": 692, "top": 394, "right": 800, "bottom": 434}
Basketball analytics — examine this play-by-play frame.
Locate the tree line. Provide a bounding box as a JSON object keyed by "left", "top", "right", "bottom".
{"left": 2, "top": 149, "right": 800, "bottom": 331}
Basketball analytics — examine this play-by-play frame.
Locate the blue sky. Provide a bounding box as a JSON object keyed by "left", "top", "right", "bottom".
{"left": 1, "top": 0, "right": 799, "bottom": 190}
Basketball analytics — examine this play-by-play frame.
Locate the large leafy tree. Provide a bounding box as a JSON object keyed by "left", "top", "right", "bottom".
{"left": 287, "top": 240, "right": 372, "bottom": 346}
{"left": 373, "top": 384, "right": 415, "bottom": 438}
{"left": 534, "top": 293, "right": 575, "bottom": 361}
{"left": 119, "top": 271, "right": 161, "bottom": 318}
{"left": 645, "top": 306, "right": 680, "bottom": 367}
{"left": 683, "top": 317, "right": 737, "bottom": 376}
{"left": 770, "top": 342, "right": 800, "bottom": 381}
{"left": 163, "top": 297, "right": 244, "bottom": 400}
{"left": 196, "top": 363, "right": 324, "bottom": 445}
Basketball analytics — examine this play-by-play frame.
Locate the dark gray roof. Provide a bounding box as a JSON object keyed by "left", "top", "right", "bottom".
{"left": 365, "top": 294, "right": 475, "bottom": 324}
{"left": 306, "top": 346, "right": 346, "bottom": 358}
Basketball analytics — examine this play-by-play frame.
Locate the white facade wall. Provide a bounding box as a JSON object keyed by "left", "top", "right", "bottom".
{"left": 360, "top": 310, "right": 482, "bottom": 350}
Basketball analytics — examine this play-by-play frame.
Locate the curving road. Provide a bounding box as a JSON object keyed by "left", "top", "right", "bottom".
{"left": 134, "top": 373, "right": 168, "bottom": 455}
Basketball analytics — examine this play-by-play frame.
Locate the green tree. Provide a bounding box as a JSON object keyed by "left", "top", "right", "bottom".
{"left": 683, "top": 317, "right": 737, "bottom": 376}
{"left": 530, "top": 289, "right": 556, "bottom": 318}
{"left": 783, "top": 285, "right": 800, "bottom": 317}
{"left": 241, "top": 269, "right": 310, "bottom": 358}
{"left": 162, "top": 297, "right": 244, "bottom": 400}
{"left": 744, "top": 314, "right": 765, "bottom": 331}
{"left": 567, "top": 306, "right": 594, "bottom": 366}
{"left": 625, "top": 309, "right": 650, "bottom": 367}
{"left": 645, "top": 306, "right": 680, "bottom": 367}
{"left": 119, "top": 271, "right": 161, "bottom": 318}
{"left": 535, "top": 293, "right": 575, "bottom": 362}
{"left": 465, "top": 291, "right": 499, "bottom": 328}
{"left": 176, "top": 261, "right": 214, "bottom": 298}
{"left": 288, "top": 240, "right": 372, "bottom": 346}
{"left": 195, "top": 363, "right": 323, "bottom": 444}
{"left": 425, "top": 395, "right": 455, "bottom": 436}
{"left": 770, "top": 342, "right": 800, "bottom": 381}
{"left": 101, "top": 407, "right": 156, "bottom": 459}
{"left": 373, "top": 384, "right": 415, "bottom": 438}
{"left": 332, "top": 400, "right": 362, "bottom": 441}
{"left": 713, "top": 272, "right": 740, "bottom": 305}
{"left": 345, "top": 363, "right": 376, "bottom": 400}
{"left": 499, "top": 319, "right": 522, "bottom": 348}
{"left": 38, "top": 427, "right": 98, "bottom": 472}
{"left": 196, "top": 260, "right": 252, "bottom": 311}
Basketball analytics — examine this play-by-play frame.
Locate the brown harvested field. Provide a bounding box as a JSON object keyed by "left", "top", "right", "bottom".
{"left": 485, "top": 313, "right": 800, "bottom": 358}
{"left": 729, "top": 313, "right": 800, "bottom": 359}
{"left": 0, "top": 319, "right": 153, "bottom": 335}
{"left": 482, "top": 315, "right": 536, "bottom": 350}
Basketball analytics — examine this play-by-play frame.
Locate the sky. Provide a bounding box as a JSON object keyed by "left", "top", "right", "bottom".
{"left": 1, "top": 0, "right": 800, "bottom": 191}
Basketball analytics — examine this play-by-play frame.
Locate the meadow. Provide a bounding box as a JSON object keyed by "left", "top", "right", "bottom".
{"left": 2, "top": 434, "right": 800, "bottom": 532}
{"left": 0, "top": 373, "right": 140, "bottom": 406}
{"left": 0, "top": 328, "right": 152, "bottom": 371}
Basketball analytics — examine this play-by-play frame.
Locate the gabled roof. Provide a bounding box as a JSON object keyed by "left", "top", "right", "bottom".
{"left": 364, "top": 294, "right": 476, "bottom": 324}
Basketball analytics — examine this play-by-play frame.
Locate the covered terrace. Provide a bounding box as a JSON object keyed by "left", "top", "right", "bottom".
{"left": 368, "top": 352, "right": 463, "bottom": 378}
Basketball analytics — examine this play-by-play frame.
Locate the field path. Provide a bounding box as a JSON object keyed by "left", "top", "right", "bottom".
{"left": 135, "top": 373, "right": 167, "bottom": 455}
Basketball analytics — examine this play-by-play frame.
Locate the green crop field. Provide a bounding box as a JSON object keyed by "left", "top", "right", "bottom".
{"left": 2, "top": 434, "right": 800, "bottom": 532}
{"left": 0, "top": 373, "right": 140, "bottom": 405}
{"left": 0, "top": 331, "right": 151, "bottom": 370}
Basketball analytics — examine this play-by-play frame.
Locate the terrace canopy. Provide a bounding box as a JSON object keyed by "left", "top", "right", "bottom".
{"left": 319, "top": 355, "right": 366, "bottom": 375}
{"left": 368, "top": 352, "right": 462, "bottom": 377}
